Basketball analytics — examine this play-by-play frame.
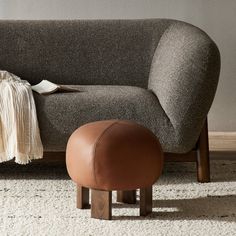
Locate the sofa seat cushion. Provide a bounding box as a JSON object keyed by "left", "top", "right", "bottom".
{"left": 34, "top": 85, "right": 174, "bottom": 152}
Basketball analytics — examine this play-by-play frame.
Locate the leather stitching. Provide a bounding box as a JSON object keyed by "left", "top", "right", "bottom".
{"left": 92, "top": 120, "right": 119, "bottom": 187}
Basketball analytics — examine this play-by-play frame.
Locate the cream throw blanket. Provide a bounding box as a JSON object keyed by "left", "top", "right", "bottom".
{"left": 0, "top": 71, "right": 43, "bottom": 164}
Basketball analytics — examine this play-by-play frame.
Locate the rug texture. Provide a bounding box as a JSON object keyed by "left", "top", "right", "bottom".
{"left": 0, "top": 160, "right": 235, "bottom": 236}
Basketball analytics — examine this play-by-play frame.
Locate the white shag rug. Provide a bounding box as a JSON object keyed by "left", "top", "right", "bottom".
{"left": 0, "top": 160, "right": 235, "bottom": 236}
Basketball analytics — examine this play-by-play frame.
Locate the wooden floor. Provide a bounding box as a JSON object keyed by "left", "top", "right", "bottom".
{"left": 209, "top": 132, "right": 236, "bottom": 152}
{"left": 210, "top": 151, "right": 236, "bottom": 160}
{"left": 209, "top": 132, "right": 236, "bottom": 160}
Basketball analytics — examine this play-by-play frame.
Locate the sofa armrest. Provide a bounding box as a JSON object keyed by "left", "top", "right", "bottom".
{"left": 148, "top": 22, "right": 220, "bottom": 152}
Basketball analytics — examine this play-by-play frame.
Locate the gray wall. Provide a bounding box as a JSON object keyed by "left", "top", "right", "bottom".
{"left": 0, "top": 0, "right": 235, "bottom": 132}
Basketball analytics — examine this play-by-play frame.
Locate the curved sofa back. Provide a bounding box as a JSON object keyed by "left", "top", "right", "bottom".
{"left": 0, "top": 19, "right": 174, "bottom": 87}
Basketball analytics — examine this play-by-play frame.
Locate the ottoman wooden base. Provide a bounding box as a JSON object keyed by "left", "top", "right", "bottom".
{"left": 77, "top": 185, "right": 153, "bottom": 220}
{"left": 91, "top": 189, "right": 112, "bottom": 220}
{"left": 77, "top": 185, "right": 90, "bottom": 209}
{"left": 117, "top": 190, "right": 136, "bottom": 204}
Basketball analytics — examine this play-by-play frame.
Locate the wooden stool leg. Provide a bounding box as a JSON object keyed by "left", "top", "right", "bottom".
{"left": 140, "top": 186, "right": 152, "bottom": 216}
{"left": 197, "top": 119, "right": 210, "bottom": 183}
{"left": 77, "top": 185, "right": 90, "bottom": 209}
{"left": 91, "top": 189, "right": 112, "bottom": 220}
{"left": 117, "top": 190, "right": 136, "bottom": 204}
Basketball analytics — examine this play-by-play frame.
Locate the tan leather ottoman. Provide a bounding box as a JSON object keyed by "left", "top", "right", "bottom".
{"left": 66, "top": 120, "right": 163, "bottom": 220}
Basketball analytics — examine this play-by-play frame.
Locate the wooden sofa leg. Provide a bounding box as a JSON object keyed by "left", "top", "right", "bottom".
{"left": 140, "top": 186, "right": 152, "bottom": 216}
{"left": 117, "top": 190, "right": 136, "bottom": 204}
{"left": 91, "top": 189, "right": 112, "bottom": 220}
{"left": 77, "top": 185, "right": 90, "bottom": 209}
{"left": 196, "top": 119, "right": 210, "bottom": 183}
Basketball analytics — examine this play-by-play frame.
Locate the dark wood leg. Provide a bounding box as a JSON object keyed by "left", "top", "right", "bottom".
{"left": 77, "top": 185, "right": 90, "bottom": 209}
{"left": 117, "top": 190, "right": 136, "bottom": 204}
{"left": 140, "top": 186, "right": 152, "bottom": 216}
{"left": 91, "top": 189, "right": 112, "bottom": 220}
{"left": 196, "top": 119, "right": 210, "bottom": 183}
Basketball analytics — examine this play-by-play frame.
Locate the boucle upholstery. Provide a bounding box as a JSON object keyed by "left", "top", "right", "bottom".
{"left": 148, "top": 22, "right": 220, "bottom": 152}
{"left": 34, "top": 85, "right": 173, "bottom": 152}
{"left": 0, "top": 19, "right": 220, "bottom": 153}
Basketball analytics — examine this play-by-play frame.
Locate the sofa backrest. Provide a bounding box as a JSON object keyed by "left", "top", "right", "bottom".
{"left": 0, "top": 19, "right": 173, "bottom": 87}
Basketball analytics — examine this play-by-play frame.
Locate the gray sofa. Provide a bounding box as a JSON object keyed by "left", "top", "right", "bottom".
{"left": 0, "top": 19, "right": 220, "bottom": 181}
